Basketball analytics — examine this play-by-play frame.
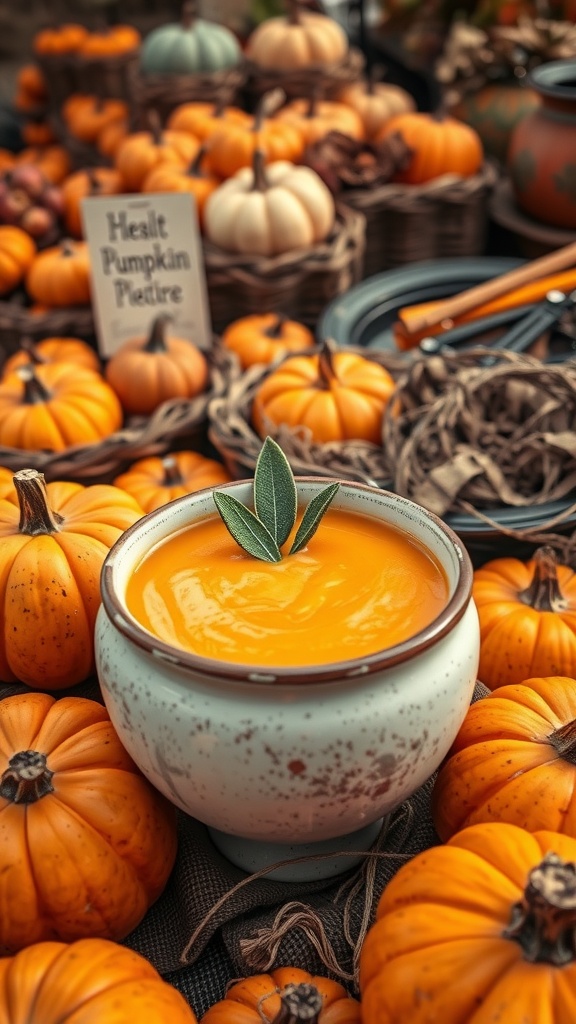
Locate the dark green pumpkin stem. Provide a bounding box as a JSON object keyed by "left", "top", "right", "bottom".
{"left": 503, "top": 853, "right": 576, "bottom": 965}
{"left": 145, "top": 314, "right": 172, "bottom": 353}
{"left": 264, "top": 313, "right": 287, "bottom": 338}
{"left": 162, "top": 455, "right": 184, "bottom": 487}
{"left": 272, "top": 984, "right": 323, "bottom": 1024}
{"left": 13, "top": 468, "right": 64, "bottom": 534}
{"left": 17, "top": 363, "right": 51, "bottom": 405}
{"left": 519, "top": 546, "right": 569, "bottom": 612}
{"left": 0, "top": 751, "right": 54, "bottom": 803}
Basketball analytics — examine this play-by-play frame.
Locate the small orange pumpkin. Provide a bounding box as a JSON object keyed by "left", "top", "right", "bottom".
{"left": 0, "top": 690, "right": 176, "bottom": 946}
{"left": 0, "top": 225, "right": 36, "bottom": 296}
{"left": 0, "top": 466, "right": 14, "bottom": 499}
{"left": 276, "top": 95, "right": 364, "bottom": 146}
{"left": 0, "top": 362, "right": 122, "bottom": 451}
{"left": 114, "top": 116, "right": 200, "bottom": 193}
{"left": 473, "top": 545, "right": 576, "bottom": 689}
{"left": 252, "top": 341, "right": 396, "bottom": 444}
{"left": 0, "top": 472, "right": 143, "bottom": 687}
{"left": 62, "top": 166, "right": 124, "bottom": 238}
{"left": 21, "top": 119, "right": 56, "bottom": 147}
{"left": 105, "top": 314, "right": 209, "bottom": 416}
{"left": 376, "top": 111, "right": 484, "bottom": 183}
{"left": 207, "top": 92, "right": 305, "bottom": 179}
{"left": 114, "top": 450, "right": 232, "bottom": 513}
{"left": 2, "top": 336, "right": 101, "bottom": 377}
{"left": 0, "top": 938, "right": 197, "bottom": 1022}
{"left": 62, "top": 94, "right": 129, "bottom": 145}
{"left": 16, "top": 63, "right": 48, "bottom": 105}
{"left": 167, "top": 100, "right": 251, "bottom": 141}
{"left": 33, "top": 23, "right": 88, "bottom": 56}
{"left": 26, "top": 238, "right": 91, "bottom": 307}
{"left": 200, "top": 967, "right": 360, "bottom": 1024}
{"left": 78, "top": 24, "right": 141, "bottom": 57}
{"left": 141, "top": 146, "right": 218, "bottom": 229}
{"left": 221, "top": 312, "right": 315, "bottom": 369}
{"left": 97, "top": 116, "right": 130, "bottom": 160}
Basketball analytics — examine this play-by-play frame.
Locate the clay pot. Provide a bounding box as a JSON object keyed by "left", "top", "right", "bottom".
{"left": 451, "top": 79, "right": 540, "bottom": 165}
{"left": 508, "top": 60, "right": 576, "bottom": 230}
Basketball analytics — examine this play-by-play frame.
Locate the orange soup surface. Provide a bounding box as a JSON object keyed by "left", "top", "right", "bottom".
{"left": 126, "top": 507, "right": 449, "bottom": 668}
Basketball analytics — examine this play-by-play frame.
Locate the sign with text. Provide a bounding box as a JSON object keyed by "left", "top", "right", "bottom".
{"left": 81, "top": 192, "right": 212, "bottom": 358}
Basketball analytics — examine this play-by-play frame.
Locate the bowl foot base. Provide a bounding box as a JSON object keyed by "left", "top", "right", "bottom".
{"left": 207, "top": 818, "right": 385, "bottom": 882}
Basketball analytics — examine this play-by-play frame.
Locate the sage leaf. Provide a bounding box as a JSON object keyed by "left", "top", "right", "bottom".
{"left": 289, "top": 482, "right": 340, "bottom": 555}
{"left": 213, "top": 492, "right": 282, "bottom": 563}
{"left": 254, "top": 436, "right": 297, "bottom": 546}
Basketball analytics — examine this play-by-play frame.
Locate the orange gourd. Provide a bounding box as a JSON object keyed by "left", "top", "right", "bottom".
{"left": 360, "top": 821, "right": 576, "bottom": 1023}
{"left": 276, "top": 95, "right": 364, "bottom": 146}
{"left": 0, "top": 691, "right": 176, "bottom": 948}
{"left": 33, "top": 23, "right": 88, "bottom": 56}
{"left": 2, "top": 336, "right": 101, "bottom": 377}
{"left": 141, "top": 147, "right": 218, "bottom": 229}
{"left": 167, "top": 100, "right": 251, "bottom": 141}
{"left": 473, "top": 545, "right": 576, "bottom": 689}
{"left": 207, "top": 92, "right": 305, "bottom": 179}
{"left": 433, "top": 675, "right": 576, "bottom": 841}
{"left": 14, "top": 145, "right": 71, "bottom": 184}
{"left": 78, "top": 24, "right": 141, "bottom": 57}
{"left": 0, "top": 938, "right": 197, "bottom": 1022}
{"left": 201, "top": 968, "right": 360, "bottom": 1024}
{"left": 376, "top": 111, "right": 484, "bottom": 183}
{"left": 114, "top": 450, "right": 232, "bottom": 513}
{"left": 97, "top": 116, "right": 130, "bottom": 160}
{"left": 0, "top": 362, "right": 122, "bottom": 451}
{"left": 337, "top": 73, "right": 415, "bottom": 141}
{"left": 26, "top": 238, "right": 91, "bottom": 307}
{"left": 16, "top": 63, "right": 48, "bottom": 104}
{"left": 62, "top": 94, "right": 129, "bottom": 145}
{"left": 0, "top": 466, "right": 13, "bottom": 498}
{"left": 62, "top": 166, "right": 124, "bottom": 238}
{"left": 114, "top": 116, "right": 199, "bottom": 193}
{"left": 0, "top": 471, "right": 142, "bottom": 687}
{"left": 0, "top": 225, "right": 36, "bottom": 296}
{"left": 21, "top": 121, "right": 56, "bottom": 147}
{"left": 104, "top": 314, "right": 209, "bottom": 416}
{"left": 221, "top": 312, "right": 315, "bottom": 369}
{"left": 252, "top": 341, "right": 396, "bottom": 444}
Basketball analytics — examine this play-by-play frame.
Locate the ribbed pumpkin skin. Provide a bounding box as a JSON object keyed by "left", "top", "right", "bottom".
{"left": 2, "top": 337, "right": 101, "bottom": 376}
{"left": 104, "top": 335, "right": 209, "bottom": 416}
{"left": 113, "top": 451, "right": 232, "bottom": 513}
{"left": 0, "top": 225, "right": 36, "bottom": 296}
{"left": 359, "top": 822, "right": 576, "bottom": 1024}
{"left": 201, "top": 967, "right": 360, "bottom": 1024}
{"left": 0, "top": 694, "right": 178, "bottom": 952}
{"left": 245, "top": 13, "right": 348, "bottom": 70}
{"left": 26, "top": 240, "right": 91, "bottom": 307}
{"left": 377, "top": 112, "right": 484, "bottom": 184}
{"left": 0, "top": 939, "right": 197, "bottom": 1023}
{"left": 221, "top": 312, "right": 314, "bottom": 369}
{"left": 141, "top": 19, "right": 241, "bottom": 74}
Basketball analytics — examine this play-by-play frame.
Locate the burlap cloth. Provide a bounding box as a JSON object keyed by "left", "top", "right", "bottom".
{"left": 0, "top": 675, "right": 489, "bottom": 1016}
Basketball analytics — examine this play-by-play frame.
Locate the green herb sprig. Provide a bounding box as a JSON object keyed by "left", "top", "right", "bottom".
{"left": 213, "top": 437, "right": 339, "bottom": 562}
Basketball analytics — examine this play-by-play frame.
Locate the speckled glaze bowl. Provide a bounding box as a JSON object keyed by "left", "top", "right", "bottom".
{"left": 95, "top": 480, "right": 480, "bottom": 881}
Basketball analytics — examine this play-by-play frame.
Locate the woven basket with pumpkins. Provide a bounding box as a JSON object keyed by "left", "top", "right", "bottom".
{"left": 243, "top": 0, "right": 364, "bottom": 106}
{"left": 33, "top": 23, "right": 141, "bottom": 110}
{"left": 208, "top": 332, "right": 407, "bottom": 484}
{"left": 0, "top": 313, "right": 237, "bottom": 485}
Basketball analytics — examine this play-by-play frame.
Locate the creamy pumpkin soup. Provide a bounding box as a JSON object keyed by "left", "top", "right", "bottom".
{"left": 125, "top": 507, "right": 449, "bottom": 667}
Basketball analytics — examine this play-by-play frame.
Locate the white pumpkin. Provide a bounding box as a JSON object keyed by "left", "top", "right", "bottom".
{"left": 337, "top": 79, "right": 416, "bottom": 141}
{"left": 203, "top": 156, "right": 336, "bottom": 258}
{"left": 245, "top": 10, "right": 348, "bottom": 71}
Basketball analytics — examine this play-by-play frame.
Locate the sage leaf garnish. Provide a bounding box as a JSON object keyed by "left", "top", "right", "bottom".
{"left": 213, "top": 491, "right": 281, "bottom": 563}
{"left": 254, "top": 436, "right": 297, "bottom": 546}
{"left": 290, "top": 482, "right": 340, "bottom": 554}
{"left": 213, "top": 436, "right": 340, "bottom": 561}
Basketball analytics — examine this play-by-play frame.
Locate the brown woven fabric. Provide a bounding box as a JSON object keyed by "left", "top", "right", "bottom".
{"left": 0, "top": 301, "right": 95, "bottom": 358}
{"left": 243, "top": 48, "right": 365, "bottom": 107}
{"left": 37, "top": 49, "right": 140, "bottom": 108}
{"left": 0, "top": 675, "right": 488, "bottom": 1016}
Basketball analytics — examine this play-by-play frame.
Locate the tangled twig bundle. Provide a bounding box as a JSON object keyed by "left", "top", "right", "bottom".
{"left": 383, "top": 348, "right": 576, "bottom": 519}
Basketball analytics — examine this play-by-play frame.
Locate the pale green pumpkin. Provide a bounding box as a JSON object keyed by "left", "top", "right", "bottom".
{"left": 140, "top": 1, "right": 242, "bottom": 75}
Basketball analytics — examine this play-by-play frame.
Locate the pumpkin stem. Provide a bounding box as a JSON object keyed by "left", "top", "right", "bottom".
{"left": 17, "top": 363, "right": 52, "bottom": 405}
{"left": 161, "top": 455, "right": 184, "bottom": 487}
{"left": 254, "top": 88, "right": 286, "bottom": 132}
{"left": 60, "top": 238, "right": 76, "bottom": 258}
{"left": 503, "top": 852, "right": 576, "bottom": 965}
{"left": 286, "top": 0, "right": 302, "bottom": 25}
{"left": 252, "top": 148, "right": 269, "bottom": 192}
{"left": 317, "top": 338, "right": 338, "bottom": 388}
{"left": 272, "top": 984, "right": 323, "bottom": 1024}
{"left": 263, "top": 313, "right": 288, "bottom": 338}
{"left": 188, "top": 144, "right": 209, "bottom": 178}
{"left": 519, "top": 546, "right": 569, "bottom": 612}
{"left": 0, "top": 750, "right": 54, "bottom": 803}
{"left": 87, "top": 168, "right": 104, "bottom": 194}
{"left": 549, "top": 720, "right": 576, "bottom": 765}
{"left": 147, "top": 109, "right": 163, "bottom": 146}
{"left": 13, "top": 469, "right": 64, "bottom": 534}
{"left": 181, "top": 0, "right": 197, "bottom": 28}
{"left": 367, "top": 63, "right": 387, "bottom": 95}
{"left": 144, "top": 314, "right": 172, "bottom": 353}
{"left": 19, "top": 336, "right": 43, "bottom": 364}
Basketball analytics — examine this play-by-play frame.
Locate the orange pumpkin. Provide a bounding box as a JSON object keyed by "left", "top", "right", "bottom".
{"left": 105, "top": 314, "right": 209, "bottom": 416}
{"left": 26, "top": 238, "right": 91, "bottom": 307}
{"left": 360, "top": 821, "right": 576, "bottom": 1023}
{"left": 0, "top": 471, "right": 142, "bottom": 687}
{"left": 78, "top": 24, "right": 141, "bottom": 57}
{"left": 0, "top": 690, "right": 176, "bottom": 947}
{"left": 0, "top": 466, "right": 14, "bottom": 499}
{"left": 0, "top": 362, "right": 122, "bottom": 451}
{"left": 376, "top": 111, "right": 484, "bottom": 183}
{"left": 14, "top": 145, "right": 71, "bottom": 184}
{"left": 0, "top": 225, "right": 36, "bottom": 296}
{"left": 337, "top": 74, "right": 415, "bottom": 141}
{"left": 473, "top": 545, "right": 576, "bottom": 689}
{"left": 33, "top": 23, "right": 88, "bottom": 56}
{"left": 21, "top": 120, "right": 57, "bottom": 147}
{"left": 114, "top": 118, "right": 199, "bottom": 193}
{"left": 114, "top": 450, "right": 232, "bottom": 513}
{"left": 276, "top": 96, "right": 364, "bottom": 146}
{"left": 221, "top": 312, "right": 315, "bottom": 369}
{"left": 16, "top": 63, "right": 48, "bottom": 104}
{"left": 2, "top": 336, "right": 101, "bottom": 377}
{"left": 141, "top": 147, "right": 218, "bottom": 229}
{"left": 433, "top": 675, "right": 576, "bottom": 841}
{"left": 0, "top": 938, "right": 197, "bottom": 1022}
{"left": 62, "top": 166, "right": 124, "bottom": 238}
{"left": 97, "top": 116, "right": 130, "bottom": 160}
{"left": 252, "top": 341, "right": 396, "bottom": 444}
{"left": 167, "top": 100, "right": 251, "bottom": 142}
{"left": 201, "top": 967, "right": 360, "bottom": 1024}
{"left": 207, "top": 92, "right": 305, "bottom": 179}
{"left": 62, "top": 94, "right": 129, "bottom": 145}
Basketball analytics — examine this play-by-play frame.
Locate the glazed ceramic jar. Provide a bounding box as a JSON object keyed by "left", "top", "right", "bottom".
{"left": 508, "top": 59, "right": 576, "bottom": 229}
{"left": 95, "top": 479, "right": 480, "bottom": 881}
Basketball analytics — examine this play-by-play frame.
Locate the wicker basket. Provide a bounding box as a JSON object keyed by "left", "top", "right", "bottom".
{"left": 0, "top": 301, "right": 96, "bottom": 360}
{"left": 203, "top": 204, "right": 366, "bottom": 334}
{"left": 342, "top": 161, "right": 499, "bottom": 277}
{"left": 130, "top": 65, "right": 247, "bottom": 126}
{"left": 243, "top": 47, "right": 365, "bottom": 109}
{"left": 0, "top": 340, "right": 238, "bottom": 485}
{"left": 208, "top": 341, "right": 409, "bottom": 485}
{"left": 37, "top": 49, "right": 140, "bottom": 109}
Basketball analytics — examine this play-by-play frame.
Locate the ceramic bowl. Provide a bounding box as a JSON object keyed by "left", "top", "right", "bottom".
{"left": 95, "top": 479, "right": 480, "bottom": 881}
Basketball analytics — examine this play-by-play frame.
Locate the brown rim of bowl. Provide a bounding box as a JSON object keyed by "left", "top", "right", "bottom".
{"left": 100, "top": 477, "right": 475, "bottom": 686}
